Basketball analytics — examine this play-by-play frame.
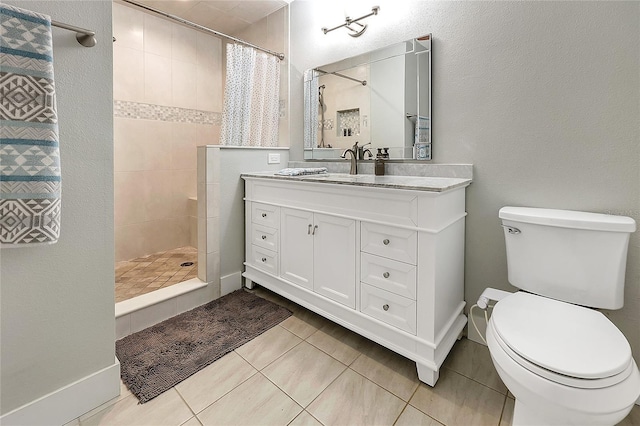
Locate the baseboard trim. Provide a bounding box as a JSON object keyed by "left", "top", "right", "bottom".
{"left": 221, "top": 271, "right": 242, "bottom": 296}
{"left": 0, "top": 358, "right": 120, "bottom": 425}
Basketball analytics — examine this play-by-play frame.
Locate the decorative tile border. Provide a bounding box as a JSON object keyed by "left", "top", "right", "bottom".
{"left": 114, "top": 100, "right": 221, "bottom": 125}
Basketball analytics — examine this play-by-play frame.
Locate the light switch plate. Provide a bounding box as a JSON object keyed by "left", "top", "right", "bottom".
{"left": 268, "top": 153, "right": 280, "bottom": 164}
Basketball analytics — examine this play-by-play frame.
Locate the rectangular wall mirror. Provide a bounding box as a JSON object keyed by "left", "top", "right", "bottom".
{"left": 303, "top": 34, "right": 432, "bottom": 160}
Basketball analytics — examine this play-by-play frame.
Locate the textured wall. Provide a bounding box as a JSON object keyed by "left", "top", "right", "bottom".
{"left": 1, "top": 0, "right": 115, "bottom": 414}
{"left": 290, "top": 1, "right": 640, "bottom": 356}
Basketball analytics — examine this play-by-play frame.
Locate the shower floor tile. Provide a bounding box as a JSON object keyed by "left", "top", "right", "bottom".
{"left": 115, "top": 247, "right": 198, "bottom": 303}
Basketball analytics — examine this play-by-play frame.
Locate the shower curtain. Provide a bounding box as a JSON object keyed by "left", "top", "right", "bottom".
{"left": 220, "top": 44, "right": 281, "bottom": 147}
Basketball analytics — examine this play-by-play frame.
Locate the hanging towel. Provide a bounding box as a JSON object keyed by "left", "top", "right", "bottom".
{"left": 0, "top": 4, "right": 61, "bottom": 246}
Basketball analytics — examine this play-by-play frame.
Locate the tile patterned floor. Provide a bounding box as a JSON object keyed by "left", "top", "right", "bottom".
{"left": 76, "top": 286, "right": 640, "bottom": 426}
{"left": 115, "top": 247, "right": 198, "bottom": 303}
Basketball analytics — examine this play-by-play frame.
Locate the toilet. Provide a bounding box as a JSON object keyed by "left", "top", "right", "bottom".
{"left": 485, "top": 207, "right": 640, "bottom": 426}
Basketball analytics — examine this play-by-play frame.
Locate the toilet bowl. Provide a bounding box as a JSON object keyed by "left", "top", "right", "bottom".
{"left": 486, "top": 292, "right": 640, "bottom": 426}
{"left": 484, "top": 207, "right": 640, "bottom": 426}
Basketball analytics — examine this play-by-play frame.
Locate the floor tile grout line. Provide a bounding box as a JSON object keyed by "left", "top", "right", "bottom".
{"left": 250, "top": 327, "right": 306, "bottom": 372}
{"left": 289, "top": 409, "right": 326, "bottom": 426}
{"left": 303, "top": 328, "right": 366, "bottom": 368}
{"left": 173, "top": 386, "right": 198, "bottom": 418}
{"left": 440, "top": 364, "right": 508, "bottom": 396}
{"left": 302, "top": 366, "right": 352, "bottom": 415}
{"left": 180, "top": 358, "right": 260, "bottom": 418}
{"left": 346, "top": 365, "right": 418, "bottom": 403}
{"left": 391, "top": 402, "right": 410, "bottom": 426}
{"left": 403, "top": 383, "right": 446, "bottom": 426}
{"left": 255, "top": 369, "right": 308, "bottom": 419}
{"left": 497, "top": 393, "right": 509, "bottom": 426}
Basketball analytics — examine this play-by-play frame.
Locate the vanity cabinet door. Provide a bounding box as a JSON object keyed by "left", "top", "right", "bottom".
{"left": 280, "top": 208, "right": 314, "bottom": 290}
{"left": 313, "top": 213, "right": 356, "bottom": 309}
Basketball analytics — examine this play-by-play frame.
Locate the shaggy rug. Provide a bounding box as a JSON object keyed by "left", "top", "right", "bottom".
{"left": 116, "top": 289, "right": 292, "bottom": 403}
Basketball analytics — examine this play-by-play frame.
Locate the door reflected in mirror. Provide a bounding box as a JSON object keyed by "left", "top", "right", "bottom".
{"left": 304, "top": 34, "right": 431, "bottom": 160}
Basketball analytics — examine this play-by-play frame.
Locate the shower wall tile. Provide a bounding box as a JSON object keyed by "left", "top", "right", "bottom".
{"left": 144, "top": 53, "right": 172, "bottom": 106}
{"left": 115, "top": 171, "right": 146, "bottom": 226}
{"left": 144, "top": 13, "right": 172, "bottom": 57}
{"left": 197, "top": 248, "right": 206, "bottom": 282}
{"left": 197, "top": 147, "right": 206, "bottom": 184}
{"left": 197, "top": 63, "right": 222, "bottom": 112}
{"left": 144, "top": 120, "right": 173, "bottom": 170}
{"left": 207, "top": 217, "right": 220, "bottom": 254}
{"left": 206, "top": 146, "right": 221, "bottom": 184}
{"left": 115, "top": 224, "right": 145, "bottom": 262}
{"left": 142, "top": 170, "right": 174, "bottom": 221}
{"left": 197, "top": 32, "right": 222, "bottom": 70}
{"left": 206, "top": 184, "right": 220, "bottom": 219}
{"left": 172, "top": 23, "right": 197, "bottom": 64}
{"left": 113, "top": 45, "right": 144, "bottom": 102}
{"left": 114, "top": 117, "right": 146, "bottom": 172}
{"left": 171, "top": 169, "right": 197, "bottom": 218}
{"left": 114, "top": 101, "right": 220, "bottom": 124}
{"left": 172, "top": 59, "right": 198, "bottom": 110}
{"left": 172, "top": 122, "right": 198, "bottom": 170}
{"left": 196, "top": 122, "right": 221, "bottom": 146}
{"left": 206, "top": 251, "right": 220, "bottom": 284}
{"left": 113, "top": 3, "right": 144, "bottom": 51}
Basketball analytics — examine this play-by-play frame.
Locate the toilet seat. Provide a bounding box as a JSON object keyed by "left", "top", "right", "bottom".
{"left": 490, "top": 292, "right": 633, "bottom": 389}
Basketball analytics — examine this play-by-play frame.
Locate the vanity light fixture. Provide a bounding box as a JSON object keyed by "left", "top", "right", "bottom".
{"left": 321, "top": 6, "right": 380, "bottom": 38}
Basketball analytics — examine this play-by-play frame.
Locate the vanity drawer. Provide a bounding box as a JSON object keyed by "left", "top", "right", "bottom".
{"left": 251, "top": 224, "right": 278, "bottom": 252}
{"left": 361, "top": 222, "right": 417, "bottom": 264}
{"left": 252, "top": 202, "right": 280, "bottom": 228}
{"left": 250, "top": 245, "right": 279, "bottom": 276}
{"left": 361, "top": 252, "right": 416, "bottom": 299}
{"left": 360, "top": 283, "right": 416, "bottom": 335}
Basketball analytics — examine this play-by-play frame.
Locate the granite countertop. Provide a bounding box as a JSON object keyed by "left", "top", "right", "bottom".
{"left": 241, "top": 172, "right": 472, "bottom": 192}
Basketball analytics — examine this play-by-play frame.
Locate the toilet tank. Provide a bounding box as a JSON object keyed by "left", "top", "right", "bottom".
{"left": 499, "top": 207, "right": 636, "bottom": 309}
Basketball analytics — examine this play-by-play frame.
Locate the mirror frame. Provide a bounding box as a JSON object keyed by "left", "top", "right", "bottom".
{"left": 303, "top": 34, "right": 432, "bottom": 160}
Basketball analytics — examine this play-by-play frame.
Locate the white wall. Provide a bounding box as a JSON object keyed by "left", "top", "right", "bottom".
{"left": 290, "top": 1, "right": 640, "bottom": 356}
{"left": 1, "top": 0, "right": 117, "bottom": 418}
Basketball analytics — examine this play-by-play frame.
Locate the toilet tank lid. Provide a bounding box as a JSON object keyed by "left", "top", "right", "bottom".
{"left": 499, "top": 207, "right": 636, "bottom": 233}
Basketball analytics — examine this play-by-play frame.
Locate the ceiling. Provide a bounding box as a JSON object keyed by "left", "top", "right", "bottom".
{"left": 134, "top": 0, "right": 289, "bottom": 35}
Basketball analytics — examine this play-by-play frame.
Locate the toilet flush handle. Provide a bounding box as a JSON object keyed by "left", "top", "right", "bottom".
{"left": 503, "top": 226, "right": 521, "bottom": 235}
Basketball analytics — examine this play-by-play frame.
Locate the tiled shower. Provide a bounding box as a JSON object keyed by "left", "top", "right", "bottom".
{"left": 113, "top": 2, "right": 223, "bottom": 265}
{"left": 112, "top": 2, "right": 289, "bottom": 302}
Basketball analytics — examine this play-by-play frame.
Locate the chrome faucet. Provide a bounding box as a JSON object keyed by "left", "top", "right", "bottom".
{"left": 341, "top": 148, "right": 358, "bottom": 175}
{"left": 357, "top": 142, "right": 373, "bottom": 160}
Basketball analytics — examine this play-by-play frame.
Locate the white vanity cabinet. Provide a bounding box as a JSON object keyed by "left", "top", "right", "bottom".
{"left": 280, "top": 208, "right": 357, "bottom": 308}
{"left": 243, "top": 174, "right": 471, "bottom": 386}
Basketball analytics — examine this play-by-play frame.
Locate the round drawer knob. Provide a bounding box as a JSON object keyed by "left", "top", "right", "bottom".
{"left": 383, "top": 272, "right": 390, "bottom": 278}
{"left": 383, "top": 304, "right": 390, "bottom": 311}
{"left": 261, "top": 257, "right": 267, "bottom": 262}
{"left": 383, "top": 239, "right": 390, "bottom": 245}
{"left": 261, "top": 235, "right": 267, "bottom": 240}
{"left": 262, "top": 213, "right": 267, "bottom": 218}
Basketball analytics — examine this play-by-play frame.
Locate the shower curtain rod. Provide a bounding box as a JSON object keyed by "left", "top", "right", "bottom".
{"left": 119, "top": 0, "right": 285, "bottom": 61}
{"left": 316, "top": 68, "right": 367, "bottom": 86}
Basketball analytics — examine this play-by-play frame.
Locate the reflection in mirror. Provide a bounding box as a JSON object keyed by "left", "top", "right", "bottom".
{"left": 304, "top": 34, "right": 431, "bottom": 160}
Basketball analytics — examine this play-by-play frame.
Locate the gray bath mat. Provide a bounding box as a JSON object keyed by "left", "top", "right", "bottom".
{"left": 116, "top": 289, "right": 292, "bottom": 403}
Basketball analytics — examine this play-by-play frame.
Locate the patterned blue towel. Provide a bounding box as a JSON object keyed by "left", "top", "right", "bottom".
{"left": 0, "top": 4, "right": 61, "bottom": 246}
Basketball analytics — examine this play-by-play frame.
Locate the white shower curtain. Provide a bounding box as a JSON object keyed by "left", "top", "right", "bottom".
{"left": 220, "top": 44, "right": 281, "bottom": 147}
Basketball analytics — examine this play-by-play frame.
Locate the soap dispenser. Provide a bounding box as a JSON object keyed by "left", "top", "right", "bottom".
{"left": 375, "top": 148, "right": 385, "bottom": 176}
